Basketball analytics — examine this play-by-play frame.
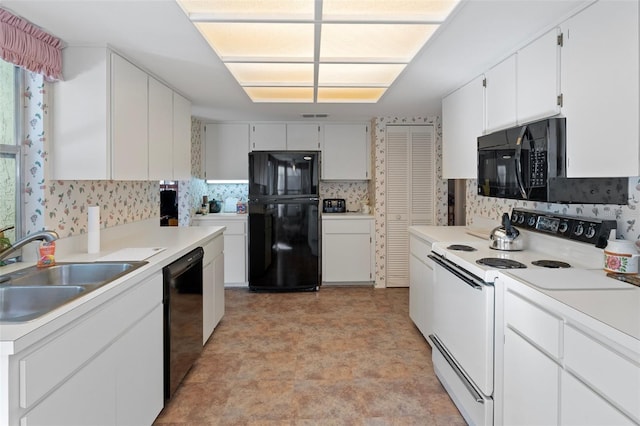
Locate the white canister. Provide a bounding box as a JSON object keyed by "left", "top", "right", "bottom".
{"left": 604, "top": 239, "right": 640, "bottom": 274}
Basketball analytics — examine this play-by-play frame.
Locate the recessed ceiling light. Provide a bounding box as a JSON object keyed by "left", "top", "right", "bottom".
{"left": 177, "top": 0, "right": 460, "bottom": 103}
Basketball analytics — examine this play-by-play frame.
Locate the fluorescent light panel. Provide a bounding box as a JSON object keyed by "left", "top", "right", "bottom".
{"left": 178, "top": 0, "right": 459, "bottom": 103}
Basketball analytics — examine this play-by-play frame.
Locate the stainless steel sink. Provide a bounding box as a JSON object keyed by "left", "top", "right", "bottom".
{"left": 0, "top": 261, "right": 147, "bottom": 322}
{"left": 0, "top": 286, "right": 86, "bottom": 322}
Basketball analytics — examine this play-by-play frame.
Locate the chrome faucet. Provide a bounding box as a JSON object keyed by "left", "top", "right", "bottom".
{"left": 0, "top": 230, "right": 59, "bottom": 263}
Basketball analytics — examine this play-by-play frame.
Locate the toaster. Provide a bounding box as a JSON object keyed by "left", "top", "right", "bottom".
{"left": 322, "top": 198, "right": 346, "bottom": 213}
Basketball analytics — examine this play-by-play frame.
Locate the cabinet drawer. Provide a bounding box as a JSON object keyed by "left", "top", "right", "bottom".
{"left": 323, "top": 219, "right": 371, "bottom": 234}
{"left": 564, "top": 324, "right": 640, "bottom": 422}
{"left": 203, "top": 235, "right": 224, "bottom": 266}
{"left": 505, "top": 290, "right": 562, "bottom": 359}
{"left": 19, "top": 273, "right": 162, "bottom": 408}
{"left": 409, "top": 235, "right": 431, "bottom": 262}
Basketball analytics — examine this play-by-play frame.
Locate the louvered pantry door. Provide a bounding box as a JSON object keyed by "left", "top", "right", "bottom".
{"left": 385, "top": 125, "right": 435, "bottom": 287}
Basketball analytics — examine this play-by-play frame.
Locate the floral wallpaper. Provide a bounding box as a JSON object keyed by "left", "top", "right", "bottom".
{"left": 372, "top": 116, "right": 448, "bottom": 288}
{"left": 179, "top": 118, "right": 207, "bottom": 226}
{"left": 466, "top": 178, "right": 640, "bottom": 241}
{"left": 320, "top": 181, "right": 370, "bottom": 212}
{"left": 207, "top": 183, "right": 248, "bottom": 204}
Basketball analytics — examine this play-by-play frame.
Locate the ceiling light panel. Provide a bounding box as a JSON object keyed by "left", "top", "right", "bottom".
{"left": 178, "top": 0, "right": 314, "bottom": 20}
{"left": 320, "top": 24, "right": 438, "bottom": 63}
{"left": 243, "top": 87, "right": 314, "bottom": 103}
{"left": 317, "top": 87, "right": 387, "bottom": 103}
{"left": 322, "top": 0, "right": 459, "bottom": 22}
{"left": 177, "top": 0, "right": 460, "bottom": 103}
{"left": 195, "top": 22, "right": 314, "bottom": 61}
{"left": 318, "top": 63, "right": 406, "bottom": 86}
{"left": 225, "top": 63, "right": 314, "bottom": 85}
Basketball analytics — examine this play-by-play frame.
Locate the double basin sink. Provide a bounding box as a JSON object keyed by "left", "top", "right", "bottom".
{"left": 0, "top": 262, "right": 147, "bottom": 323}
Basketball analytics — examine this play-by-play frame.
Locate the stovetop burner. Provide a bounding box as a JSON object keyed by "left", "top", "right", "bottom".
{"left": 447, "top": 244, "right": 477, "bottom": 252}
{"left": 532, "top": 260, "right": 571, "bottom": 268}
{"left": 476, "top": 258, "right": 527, "bottom": 269}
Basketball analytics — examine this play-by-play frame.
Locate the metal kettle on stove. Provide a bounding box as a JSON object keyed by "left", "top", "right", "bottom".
{"left": 490, "top": 213, "right": 525, "bottom": 251}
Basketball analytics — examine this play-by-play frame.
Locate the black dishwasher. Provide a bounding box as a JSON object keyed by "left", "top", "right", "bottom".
{"left": 162, "top": 247, "right": 203, "bottom": 400}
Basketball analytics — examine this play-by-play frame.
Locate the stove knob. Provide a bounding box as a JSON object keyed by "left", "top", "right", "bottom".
{"left": 585, "top": 225, "right": 597, "bottom": 239}
{"left": 511, "top": 212, "right": 519, "bottom": 223}
{"left": 517, "top": 214, "right": 525, "bottom": 225}
{"left": 527, "top": 216, "right": 536, "bottom": 227}
{"left": 559, "top": 222, "right": 569, "bottom": 233}
{"left": 574, "top": 223, "right": 585, "bottom": 236}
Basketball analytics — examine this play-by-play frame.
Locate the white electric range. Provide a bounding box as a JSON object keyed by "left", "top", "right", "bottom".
{"left": 427, "top": 209, "right": 628, "bottom": 426}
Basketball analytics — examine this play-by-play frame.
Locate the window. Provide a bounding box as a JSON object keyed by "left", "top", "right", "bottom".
{"left": 0, "top": 58, "right": 22, "bottom": 244}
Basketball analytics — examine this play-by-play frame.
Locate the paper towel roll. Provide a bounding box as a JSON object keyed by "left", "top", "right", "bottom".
{"left": 88, "top": 205, "right": 100, "bottom": 253}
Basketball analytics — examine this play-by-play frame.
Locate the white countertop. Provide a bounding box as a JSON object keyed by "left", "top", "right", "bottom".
{"left": 0, "top": 221, "right": 224, "bottom": 353}
{"left": 409, "top": 225, "right": 489, "bottom": 244}
{"left": 322, "top": 212, "right": 373, "bottom": 219}
{"left": 193, "top": 213, "right": 247, "bottom": 220}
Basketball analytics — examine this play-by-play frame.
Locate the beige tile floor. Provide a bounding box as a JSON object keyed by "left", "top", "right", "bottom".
{"left": 154, "top": 286, "right": 466, "bottom": 425}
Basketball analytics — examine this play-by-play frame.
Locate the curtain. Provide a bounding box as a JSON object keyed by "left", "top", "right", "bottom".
{"left": 0, "top": 8, "right": 63, "bottom": 81}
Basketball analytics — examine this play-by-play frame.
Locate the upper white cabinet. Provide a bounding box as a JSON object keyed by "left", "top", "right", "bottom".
{"left": 250, "top": 123, "right": 286, "bottom": 151}
{"left": 172, "top": 92, "right": 192, "bottom": 180}
{"left": 204, "top": 123, "right": 250, "bottom": 180}
{"left": 442, "top": 75, "right": 485, "bottom": 178}
{"left": 111, "top": 54, "right": 149, "bottom": 180}
{"left": 287, "top": 123, "right": 322, "bottom": 150}
{"left": 322, "top": 123, "right": 370, "bottom": 180}
{"left": 52, "top": 47, "right": 191, "bottom": 181}
{"left": 561, "top": 0, "right": 639, "bottom": 177}
{"left": 148, "top": 77, "right": 173, "bottom": 180}
{"left": 517, "top": 28, "right": 561, "bottom": 124}
{"left": 485, "top": 54, "right": 517, "bottom": 133}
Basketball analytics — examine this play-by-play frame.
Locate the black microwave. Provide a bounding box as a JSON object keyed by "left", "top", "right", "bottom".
{"left": 477, "top": 118, "right": 627, "bottom": 204}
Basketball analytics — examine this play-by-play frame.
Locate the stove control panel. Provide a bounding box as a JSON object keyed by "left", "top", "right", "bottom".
{"left": 511, "top": 209, "right": 616, "bottom": 248}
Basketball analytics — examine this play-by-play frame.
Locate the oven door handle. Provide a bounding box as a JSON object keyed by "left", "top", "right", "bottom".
{"left": 428, "top": 254, "right": 485, "bottom": 290}
{"left": 430, "top": 334, "right": 484, "bottom": 404}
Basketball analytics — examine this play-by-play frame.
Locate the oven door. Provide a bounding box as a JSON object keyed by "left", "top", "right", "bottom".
{"left": 429, "top": 253, "right": 494, "bottom": 395}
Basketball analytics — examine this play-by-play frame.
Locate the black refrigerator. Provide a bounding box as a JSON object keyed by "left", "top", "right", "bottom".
{"left": 248, "top": 151, "right": 320, "bottom": 291}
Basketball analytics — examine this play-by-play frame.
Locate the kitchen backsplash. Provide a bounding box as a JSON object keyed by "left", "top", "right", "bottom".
{"left": 466, "top": 178, "right": 640, "bottom": 240}
{"left": 205, "top": 181, "right": 371, "bottom": 213}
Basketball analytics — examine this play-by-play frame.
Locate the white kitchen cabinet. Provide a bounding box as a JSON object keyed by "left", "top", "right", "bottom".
{"left": 561, "top": 370, "right": 635, "bottom": 426}
{"left": 442, "top": 75, "right": 484, "bottom": 178}
{"left": 322, "top": 123, "right": 370, "bottom": 180}
{"left": 148, "top": 76, "right": 174, "bottom": 180}
{"left": 52, "top": 47, "right": 191, "bottom": 181}
{"left": 503, "top": 327, "right": 560, "bottom": 425}
{"left": 250, "top": 123, "right": 287, "bottom": 151}
{"left": 147, "top": 79, "right": 192, "bottom": 181}
{"left": 172, "top": 92, "right": 192, "bottom": 180}
{"left": 322, "top": 215, "right": 374, "bottom": 283}
{"left": 408, "top": 233, "right": 434, "bottom": 344}
{"left": 485, "top": 54, "right": 517, "bottom": 133}
{"left": 203, "top": 235, "right": 225, "bottom": 343}
{"left": 517, "top": 28, "right": 561, "bottom": 124}
{"left": 496, "top": 276, "right": 640, "bottom": 426}
{"left": 561, "top": 0, "right": 639, "bottom": 177}
{"left": 287, "top": 123, "right": 322, "bottom": 150}
{"left": 9, "top": 273, "right": 164, "bottom": 426}
{"left": 195, "top": 215, "right": 247, "bottom": 287}
{"left": 111, "top": 53, "right": 149, "bottom": 181}
{"left": 204, "top": 123, "right": 250, "bottom": 180}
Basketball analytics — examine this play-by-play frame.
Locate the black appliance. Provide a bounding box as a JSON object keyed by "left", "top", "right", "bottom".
{"left": 323, "top": 198, "right": 346, "bottom": 213}
{"left": 248, "top": 151, "right": 320, "bottom": 291}
{"left": 162, "top": 247, "right": 203, "bottom": 400}
{"left": 477, "top": 117, "right": 627, "bottom": 204}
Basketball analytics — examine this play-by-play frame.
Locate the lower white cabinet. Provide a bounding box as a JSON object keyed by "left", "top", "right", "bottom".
{"left": 322, "top": 215, "right": 374, "bottom": 283}
{"left": 496, "top": 277, "right": 640, "bottom": 425}
{"left": 408, "top": 233, "right": 434, "bottom": 343}
{"left": 503, "top": 327, "right": 560, "bottom": 425}
{"left": 203, "top": 235, "right": 225, "bottom": 344}
{"left": 194, "top": 215, "right": 247, "bottom": 286}
{"left": 11, "top": 273, "right": 164, "bottom": 426}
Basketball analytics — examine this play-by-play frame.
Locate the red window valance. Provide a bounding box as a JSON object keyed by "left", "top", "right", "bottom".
{"left": 0, "top": 8, "right": 63, "bottom": 81}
